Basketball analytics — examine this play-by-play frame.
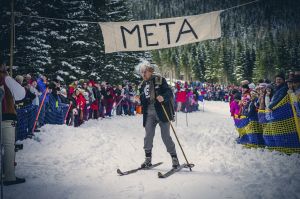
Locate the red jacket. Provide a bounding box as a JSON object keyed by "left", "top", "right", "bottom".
{"left": 91, "top": 100, "right": 99, "bottom": 111}
{"left": 176, "top": 91, "right": 187, "bottom": 103}
{"left": 75, "top": 93, "right": 86, "bottom": 110}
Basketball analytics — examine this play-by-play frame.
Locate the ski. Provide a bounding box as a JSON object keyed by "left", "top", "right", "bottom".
{"left": 117, "top": 162, "right": 163, "bottom": 176}
{"left": 158, "top": 163, "right": 194, "bottom": 178}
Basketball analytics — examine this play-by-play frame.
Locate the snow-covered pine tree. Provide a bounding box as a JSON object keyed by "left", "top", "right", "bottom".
{"left": 0, "top": 0, "right": 12, "bottom": 64}
{"left": 98, "top": 0, "right": 148, "bottom": 85}
{"left": 234, "top": 40, "right": 246, "bottom": 83}
{"left": 13, "top": 1, "right": 51, "bottom": 75}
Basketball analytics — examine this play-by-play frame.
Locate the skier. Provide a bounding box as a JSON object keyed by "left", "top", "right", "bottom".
{"left": 137, "top": 61, "right": 179, "bottom": 169}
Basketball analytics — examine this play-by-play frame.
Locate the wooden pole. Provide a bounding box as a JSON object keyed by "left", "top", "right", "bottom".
{"left": 9, "top": 0, "right": 15, "bottom": 76}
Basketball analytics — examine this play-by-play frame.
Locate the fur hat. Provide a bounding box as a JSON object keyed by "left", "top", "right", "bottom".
{"left": 15, "top": 75, "right": 24, "bottom": 84}
{"left": 135, "top": 60, "right": 159, "bottom": 76}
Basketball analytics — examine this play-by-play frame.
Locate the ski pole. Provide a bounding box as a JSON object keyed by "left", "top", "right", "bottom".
{"left": 32, "top": 88, "right": 48, "bottom": 133}
{"left": 112, "top": 97, "right": 124, "bottom": 115}
{"left": 64, "top": 102, "right": 72, "bottom": 125}
{"left": 185, "top": 107, "right": 188, "bottom": 127}
{"left": 175, "top": 111, "right": 177, "bottom": 127}
{"left": 160, "top": 102, "right": 193, "bottom": 171}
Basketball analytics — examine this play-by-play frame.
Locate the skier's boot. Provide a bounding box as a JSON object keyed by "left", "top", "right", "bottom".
{"left": 141, "top": 157, "right": 152, "bottom": 168}
{"left": 172, "top": 156, "right": 180, "bottom": 169}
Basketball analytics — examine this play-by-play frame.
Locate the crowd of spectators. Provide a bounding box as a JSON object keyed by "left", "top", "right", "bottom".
{"left": 229, "top": 72, "right": 298, "bottom": 119}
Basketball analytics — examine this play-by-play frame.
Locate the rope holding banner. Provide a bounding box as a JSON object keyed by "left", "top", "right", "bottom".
{"left": 12, "top": 0, "right": 261, "bottom": 24}
{"left": 222, "top": 0, "right": 260, "bottom": 12}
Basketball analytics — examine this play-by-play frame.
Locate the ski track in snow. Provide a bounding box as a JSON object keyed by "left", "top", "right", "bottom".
{"left": 5, "top": 101, "right": 300, "bottom": 199}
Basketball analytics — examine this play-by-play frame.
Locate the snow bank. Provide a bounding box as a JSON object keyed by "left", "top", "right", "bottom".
{"left": 5, "top": 101, "right": 300, "bottom": 199}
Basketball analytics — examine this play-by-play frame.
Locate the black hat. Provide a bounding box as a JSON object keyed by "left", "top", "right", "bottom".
{"left": 292, "top": 74, "right": 300, "bottom": 83}
{"left": 241, "top": 84, "right": 249, "bottom": 89}
{"left": 234, "top": 93, "right": 241, "bottom": 100}
{"left": 275, "top": 73, "right": 285, "bottom": 81}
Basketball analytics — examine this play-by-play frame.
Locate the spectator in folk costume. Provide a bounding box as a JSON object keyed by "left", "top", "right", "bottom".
{"left": 137, "top": 61, "right": 179, "bottom": 169}
{"left": 266, "top": 73, "right": 288, "bottom": 112}
{"left": 0, "top": 63, "right": 26, "bottom": 185}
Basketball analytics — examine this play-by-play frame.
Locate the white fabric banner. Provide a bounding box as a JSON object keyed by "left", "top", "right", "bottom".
{"left": 99, "top": 11, "right": 222, "bottom": 53}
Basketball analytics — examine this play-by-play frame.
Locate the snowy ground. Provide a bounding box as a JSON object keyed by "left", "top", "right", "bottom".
{"left": 5, "top": 101, "right": 300, "bottom": 199}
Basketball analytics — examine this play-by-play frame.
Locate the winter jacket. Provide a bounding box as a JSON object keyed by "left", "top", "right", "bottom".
{"left": 139, "top": 75, "right": 175, "bottom": 127}
{"left": 230, "top": 100, "right": 240, "bottom": 117}
{"left": 75, "top": 93, "right": 86, "bottom": 111}
{"left": 176, "top": 91, "right": 186, "bottom": 103}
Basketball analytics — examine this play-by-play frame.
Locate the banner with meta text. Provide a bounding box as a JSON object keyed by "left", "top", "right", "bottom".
{"left": 99, "top": 10, "right": 222, "bottom": 53}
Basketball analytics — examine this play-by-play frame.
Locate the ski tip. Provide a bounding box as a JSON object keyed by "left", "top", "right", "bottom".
{"left": 117, "top": 169, "right": 123, "bottom": 175}
{"left": 158, "top": 172, "right": 165, "bottom": 178}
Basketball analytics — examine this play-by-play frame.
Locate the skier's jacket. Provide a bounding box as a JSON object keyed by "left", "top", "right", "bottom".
{"left": 139, "top": 74, "right": 175, "bottom": 127}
